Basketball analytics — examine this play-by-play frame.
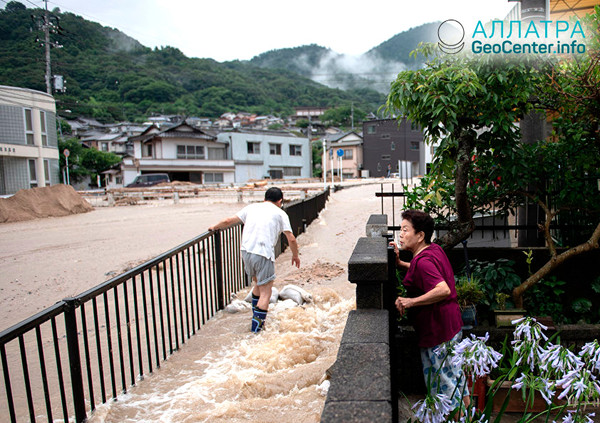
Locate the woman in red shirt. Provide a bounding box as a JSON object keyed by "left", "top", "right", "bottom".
{"left": 392, "top": 210, "right": 470, "bottom": 412}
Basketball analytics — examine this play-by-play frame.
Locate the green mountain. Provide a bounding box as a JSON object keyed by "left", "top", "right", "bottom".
{"left": 248, "top": 23, "right": 441, "bottom": 93}
{"left": 0, "top": 1, "right": 385, "bottom": 122}
{"left": 365, "top": 22, "right": 440, "bottom": 65}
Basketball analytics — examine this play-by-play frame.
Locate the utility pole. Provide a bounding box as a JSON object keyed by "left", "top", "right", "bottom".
{"left": 43, "top": 0, "right": 52, "bottom": 94}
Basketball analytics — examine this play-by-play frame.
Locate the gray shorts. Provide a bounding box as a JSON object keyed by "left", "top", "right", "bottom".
{"left": 242, "top": 251, "right": 275, "bottom": 286}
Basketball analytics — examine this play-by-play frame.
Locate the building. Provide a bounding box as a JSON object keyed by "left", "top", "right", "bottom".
{"left": 118, "top": 122, "right": 234, "bottom": 187}
{"left": 0, "top": 85, "right": 59, "bottom": 195}
{"left": 290, "top": 107, "right": 328, "bottom": 125}
{"left": 362, "top": 118, "right": 425, "bottom": 178}
{"left": 322, "top": 131, "right": 363, "bottom": 179}
{"left": 506, "top": 0, "right": 597, "bottom": 21}
{"left": 217, "top": 129, "right": 311, "bottom": 183}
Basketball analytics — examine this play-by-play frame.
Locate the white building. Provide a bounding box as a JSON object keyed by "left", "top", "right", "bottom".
{"left": 118, "top": 122, "right": 234, "bottom": 187}
{"left": 0, "top": 85, "right": 59, "bottom": 195}
{"left": 217, "top": 129, "right": 311, "bottom": 183}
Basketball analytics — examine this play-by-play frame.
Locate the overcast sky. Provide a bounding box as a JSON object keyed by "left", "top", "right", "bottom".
{"left": 13, "top": 0, "right": 516, "bottom": 62}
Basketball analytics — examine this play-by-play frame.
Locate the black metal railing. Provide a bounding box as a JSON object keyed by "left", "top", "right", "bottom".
{"left": 0, "top": 188, "right": 330, "bottom": 423}
{"left": 377, "top": 182, "right": 598, "bottom": 245}
{"left": 0, "top": 225, "right": 244, "bottom": 423}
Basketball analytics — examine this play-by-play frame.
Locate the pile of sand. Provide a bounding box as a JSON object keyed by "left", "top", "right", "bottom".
{"left": 0, "top": 184, "right": 93, "bottom": 223}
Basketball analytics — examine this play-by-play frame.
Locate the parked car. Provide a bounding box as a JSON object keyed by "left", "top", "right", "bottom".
{"left": 126, "top": 173, "right": 170, "bottom": 188}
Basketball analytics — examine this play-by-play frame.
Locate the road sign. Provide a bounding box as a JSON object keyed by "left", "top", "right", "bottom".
{"left": 63, "top": 148, "right": 70, "bottom": 157}
{"left": 336, "top": 148, "right": 344, "bottom": 157}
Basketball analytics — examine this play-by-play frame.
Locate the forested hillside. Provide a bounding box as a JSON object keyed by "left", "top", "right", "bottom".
{"left": 248, "top": 23, "right": 440, "bottom": 93}
{"left": 0, "top": 2, "right": 385, "bottom": 122}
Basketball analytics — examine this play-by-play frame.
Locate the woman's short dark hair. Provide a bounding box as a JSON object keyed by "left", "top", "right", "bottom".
{"left": 265, "top": 187, "right": 284, "bottom": 203}
{"left": 401, "top": 210, "right": 435, "bottom": 244}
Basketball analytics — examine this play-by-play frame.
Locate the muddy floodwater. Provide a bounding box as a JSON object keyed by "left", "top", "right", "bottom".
{"left": 89, "top": 283, "right": 354, "bottom": 423}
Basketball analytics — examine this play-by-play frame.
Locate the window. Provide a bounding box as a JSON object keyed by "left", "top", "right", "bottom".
{"left": 410, "top": 142, "right": 420, "bottom": 151}
{"left": 269, "top": 143, "right": 281, "bottom": 155}
{"left": 391, "top": 141, "right": 396, "bottom": 151}
{"left": 289, "top": 145, "right": 302, "bottom": 156}
{"left": 283, "top": 167, "right": 301, "bottom": 176}
{"left": 204, "top": 172, "right": 224, "bottom": 183}
{"left": 343, "top": 149, "right": 353, "bottom": 160}
{"left": 381, "top": 154, "right": 391, "bottom": 160}
{"left": 101, "top": 142, "right": 109, "bottom": 152}
{"left": 247, "top": 141, "right": 260, "bottom": 154}
{"left": 411, "top": 121, "right": 419, "bottom": 131}
{"left": 367, "top": 125, "right": 376, "bottom": 134}
{"left": 177, "top": 145, "right": 205, "bottom": 159}
{"left": 40, "top": 111, "right": 47, "bottom": 146}
{"left": 269, "top": 169, "right": 283, "bottom": 179}
{"left": 208, "top": 147, "right": 225, "bottom": 160}
{"left": 28, "top": 159, "right": 37, "bottom": 187}
{"left": 43, "top": 159, "right": 50, "bottom": 184}
{"left": 24, "top": 109, "right": 34, "bottom": 145}
{"left": 145, "top": 144, "right": 153, "bottom": 157}
{"left": 381, "top": 134, "right": 390, "bottom": 140}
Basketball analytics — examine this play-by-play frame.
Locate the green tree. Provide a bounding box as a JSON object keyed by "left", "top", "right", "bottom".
{"left": 321, "top": 105, "right": 366, "bottom": 128}
{"left": 386, "top": 7, "right": 600, "bottom": 308}
{"left": 58, "top": 138, "right": 88, "bottom": 184}
{"left": 312, "top": 141, "right": 323, "bottom": 178}
{"left": 80, "top": 148, "right": 122, "bottom": 187}
{"left": 386, "top": 45, "right": 541, "bottom": 247}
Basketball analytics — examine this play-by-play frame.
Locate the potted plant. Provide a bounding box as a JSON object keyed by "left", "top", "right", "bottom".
{"left": 455, "top": 276, "right": 484, "bottom": 329}
{"left": 493, "top": 292, "right": 526, "bottom": 327}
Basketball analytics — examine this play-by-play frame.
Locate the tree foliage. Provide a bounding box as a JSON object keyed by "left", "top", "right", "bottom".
{"left": 321, "top": 104, "right": 366, "bottom": 128}
{"left": 0, "top": 3, "right": 384, "bottom": 122}
{"left": 58, "top": 138, "right": 121, "bottom": 185}
{"left": 386, "top": 7, "right": 600, "bottom": 307}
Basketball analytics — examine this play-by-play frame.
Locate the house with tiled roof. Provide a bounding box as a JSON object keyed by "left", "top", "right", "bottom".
{"left": 116, "top": 122, "right": 234, "bottom": 187}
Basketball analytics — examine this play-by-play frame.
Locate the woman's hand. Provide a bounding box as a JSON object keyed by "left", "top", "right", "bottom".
{"left": 390, "top": 241, "right": 410, "bottom": 269}
{"left": 395, "top": 296, "right": 414, "bottom": 317}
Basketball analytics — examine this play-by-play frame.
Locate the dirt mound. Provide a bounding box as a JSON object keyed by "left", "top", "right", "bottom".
{"left": 0, "top": 184, "right": 93, "bottom": 223}
{"left": 280, "top": 260, "right": 345, "bottom": 285}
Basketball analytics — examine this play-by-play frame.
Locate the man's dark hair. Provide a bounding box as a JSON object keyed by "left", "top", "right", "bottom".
{"left": 401, "top": 210, "right": 435, "bottom": 244}
{"left": 265, "top": 187, "right": 284, "bottom": 203}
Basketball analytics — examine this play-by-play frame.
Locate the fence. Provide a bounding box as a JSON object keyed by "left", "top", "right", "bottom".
{"left": 376, "top": 182, "right": 598, "bottom": 248}
{"left": 0, "top": 188, "right": 329, "bottom": 423}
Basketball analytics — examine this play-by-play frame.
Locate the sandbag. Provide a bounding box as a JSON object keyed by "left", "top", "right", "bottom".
{"left": 225, "top": 299, "right": 251, "bottom": 313}
{"left": 279, "top": 284, "right": 313, "bottom": 305}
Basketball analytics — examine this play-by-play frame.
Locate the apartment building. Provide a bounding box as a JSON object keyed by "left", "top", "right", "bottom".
{"left": 0, "top": 85, "right": 59, "bottom": 195}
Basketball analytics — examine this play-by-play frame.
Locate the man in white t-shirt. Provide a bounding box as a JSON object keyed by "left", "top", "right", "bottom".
{"left": 209, "top": 187, "right": 300, "bottom": 332}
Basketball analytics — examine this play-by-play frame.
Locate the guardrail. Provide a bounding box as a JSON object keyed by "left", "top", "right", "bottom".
{"left": 0, "top": 225, "right": 244, "bottom": 423}
{"left": 0, "top": 188, "right": 330, "bottom": 422}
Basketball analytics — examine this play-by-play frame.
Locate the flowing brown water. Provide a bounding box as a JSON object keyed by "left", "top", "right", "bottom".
{"left": 88, "top": 285, "right": 354, "bottom": 423}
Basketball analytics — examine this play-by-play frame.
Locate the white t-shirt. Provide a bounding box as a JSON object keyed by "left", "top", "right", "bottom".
{"left": 236, "top": 201, "right": 293, "bottom": 262}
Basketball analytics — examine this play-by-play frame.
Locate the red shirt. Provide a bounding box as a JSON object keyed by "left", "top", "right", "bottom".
{"left": 403, "top": 243, "right": 463, "bottom": 348}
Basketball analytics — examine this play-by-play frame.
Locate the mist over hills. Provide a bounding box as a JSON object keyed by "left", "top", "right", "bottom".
{"left": 1, "top": 1, "right": 439, "bottom": 122}
{"left": 250, "top": 22, "right": 440, "bottom": 93}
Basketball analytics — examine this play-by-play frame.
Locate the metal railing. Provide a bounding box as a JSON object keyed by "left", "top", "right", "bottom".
{"left": 0, "top": 225, "right": 244, "bottom": 423}
{"left": 376, "top": 182, "right": 598, "bottom": 246}
{"left": 0, "top": 188, "right": 330, "bottom": 422}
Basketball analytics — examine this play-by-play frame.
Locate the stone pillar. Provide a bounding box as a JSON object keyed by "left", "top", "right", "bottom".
{"left": 321, "top": 310, "right": 392, "bottom": 422}
{"left": 366, "top": 214, "right": 388, "bottom": 238}
{"left": 348, "top": 236, "right": 388, "bottom": 309}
